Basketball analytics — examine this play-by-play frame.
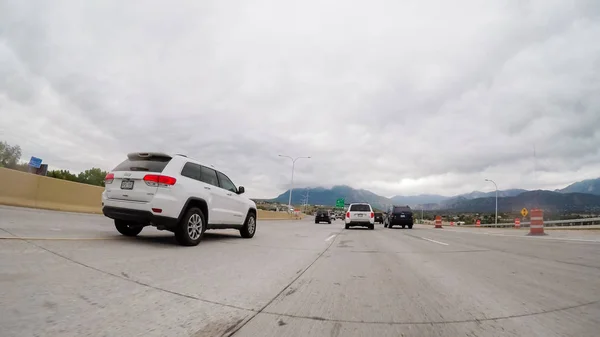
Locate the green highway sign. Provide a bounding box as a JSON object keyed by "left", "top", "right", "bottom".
{"left": 335, "top": 198, "right": 345, "bottom": 208}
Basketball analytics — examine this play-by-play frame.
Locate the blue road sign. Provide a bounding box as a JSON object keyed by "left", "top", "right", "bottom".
{"left": 28, "top": 156, "right": 43, "bottom": 168}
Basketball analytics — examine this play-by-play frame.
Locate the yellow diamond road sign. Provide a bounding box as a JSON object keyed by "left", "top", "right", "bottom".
{"left": 521, "top": 208, "right": 528, "bottom": 217}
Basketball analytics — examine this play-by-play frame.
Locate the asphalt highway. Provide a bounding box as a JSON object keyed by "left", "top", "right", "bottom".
{"left": 1, "top": 206, "right": 599, "bottom": 337}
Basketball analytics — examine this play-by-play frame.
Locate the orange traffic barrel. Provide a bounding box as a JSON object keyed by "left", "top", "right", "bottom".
{"left": 435, "top": 215, "right": 443, "bottom": 228}
{"left": 528, "top": 209, "right": 545, "bottom": 235}
{"left": 476, "top": 219, "right": 481, "bottom": 227}
{"left": 515, "top": 218, "right": 521, "bottom": 229}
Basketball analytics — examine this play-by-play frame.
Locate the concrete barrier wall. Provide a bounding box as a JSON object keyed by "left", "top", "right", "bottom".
{"left": 0, "top": 167, "right": 303, "bottom": 220}
{"left": 0, "top": 167, "right": 103, "bottom": 214}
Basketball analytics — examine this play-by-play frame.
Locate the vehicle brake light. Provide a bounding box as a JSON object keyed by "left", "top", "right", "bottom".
{"left": 143, "top": 174, "right": 177, "bottom": 187}
{"left": 370, "top": 212, "right": 374, "bottom": 218}
{"left": 346, "top": 212, "right": 350, "bottom": 218}
{"left": 104, "top": 173, "right": 114, "bottom": 184}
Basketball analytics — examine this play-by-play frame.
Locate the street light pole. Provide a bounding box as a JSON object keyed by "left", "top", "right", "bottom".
{"left": 485, "top": 179, "right": 498, "bottom": 225}
{"left": 279, "top": 155, "right": 311, "bottom": 213}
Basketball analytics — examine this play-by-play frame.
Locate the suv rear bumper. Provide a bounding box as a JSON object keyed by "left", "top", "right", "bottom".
{"left": 346, "top": 221, "right": 374, "bottom": 227}
{"left": 390, "top": 219, "right": 413, "bottom": 226}
{"left": 102, "top": 206, "right": 179, "bottom": 230}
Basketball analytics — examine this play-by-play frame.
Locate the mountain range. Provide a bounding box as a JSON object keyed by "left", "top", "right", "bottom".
{"left": 270, "top": 178, "right": 600, "bottom": 212}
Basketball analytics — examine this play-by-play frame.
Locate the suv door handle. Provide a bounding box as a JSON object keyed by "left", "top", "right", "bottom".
{"left": 204, "top": 187, "right": 211, "bottom": 190}
{"left": 226, "top": 193, "right": 233, "bottom": 196}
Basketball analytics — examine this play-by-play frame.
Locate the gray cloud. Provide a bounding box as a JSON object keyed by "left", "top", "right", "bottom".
{"left": 1, "top": 0, "right": 600, "bottom": 198}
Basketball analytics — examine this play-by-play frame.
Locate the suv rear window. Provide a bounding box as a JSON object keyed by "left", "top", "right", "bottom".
{"left": 350, "top": 204, "right": 371, "bottom": 212}
{"left": 393, "top": 206, "right": 412, "bottom": 214}
{"left": 112, "top": 157, "right": 171, "bottom": 172}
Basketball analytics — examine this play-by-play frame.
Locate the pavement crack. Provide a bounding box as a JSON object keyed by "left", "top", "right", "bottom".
{"left": 0, "top": 227, "right": 256, "bottom": 313}
{"left": 260, "top": 299, "right": 600, "bottom": 325}
{"left": 226, "top": 229, "right": 341, "bottom": 336}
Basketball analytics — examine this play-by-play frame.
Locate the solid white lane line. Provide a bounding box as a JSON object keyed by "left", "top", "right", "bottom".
{"left": 421, "top": 237, "right": 449, "bottom": 246}
{"left": 431, "top": 228, "right": 600, "bottom": 243}
{"left": 325, "top": 234, "right": 336, "bottom": 242}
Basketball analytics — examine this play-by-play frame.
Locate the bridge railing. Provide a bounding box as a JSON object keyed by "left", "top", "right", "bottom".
{"left": 459, "top": 217, "right": 600, "bottom": 228}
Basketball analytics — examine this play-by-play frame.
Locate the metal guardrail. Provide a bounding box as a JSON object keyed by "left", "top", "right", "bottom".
{"left": 459, "top": 217, "right": 600, "bottom": 228}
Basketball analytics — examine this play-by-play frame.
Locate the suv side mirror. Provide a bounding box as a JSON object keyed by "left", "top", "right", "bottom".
{"left": 237, "top": 186, "right": 245, "bottom": 194}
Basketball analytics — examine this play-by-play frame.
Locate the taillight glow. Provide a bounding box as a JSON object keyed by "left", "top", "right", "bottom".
{"left": 370, "top": 212, "right": 374, "bottom": 218}
{"left": 152, "top": 208, "right": 163, "bottom": 213}
{"left": 104, "top": 173, "right": 114, "bottom": 184}
{"left": 143, "top": 174, "right": 177, "bottom": 187}
{"left": 346, "top": 212, "right": 350, "bottom": 218}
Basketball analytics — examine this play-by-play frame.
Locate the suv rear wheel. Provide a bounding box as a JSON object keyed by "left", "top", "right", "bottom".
{"left": 115, "top": 220, "right": 144, "bottom": 236}
{"left": 240, "top": 212, "right": 257, "bottom": 238}
{"left": 175, "top": 207, "right": 205, "bottom": 246}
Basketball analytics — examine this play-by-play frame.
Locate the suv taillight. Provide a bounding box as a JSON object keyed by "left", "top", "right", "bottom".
{"left": 104, "top": 173, "right": 114, "bottom": 184}
{"left": 346, "top": 212, "right": 350, "bottom": 218}
{"left": 143, "top": 174, "right": 177, "bottom": 187}
{"left": 370, "top": 212, "right": 374, "bottom": 218}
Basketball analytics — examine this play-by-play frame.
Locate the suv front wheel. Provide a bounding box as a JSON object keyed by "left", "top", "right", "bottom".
{"left": 175, "top": 207, "right": 205, "bottom": 246}
{"left": 240, "top": 212, "right": 257, "bottom": 238}
{"left": 115, "top": 220, "right": 144, "bottom": 237}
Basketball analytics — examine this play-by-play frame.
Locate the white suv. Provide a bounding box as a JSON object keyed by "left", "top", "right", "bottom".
{"left": 102, "top": 152, "right": 257, "bottom": 246}
{"left": 345, "top": 203, "right": 375, "bottom": 230}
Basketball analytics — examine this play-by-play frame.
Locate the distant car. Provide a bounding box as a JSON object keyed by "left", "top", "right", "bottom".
{"left": 345, "top": 203, "right": 375, "bottom": 230}
{"left": 330, "top": 213, "right": 337, "bottom": 221}
{"left": 385, "top": 205, "right": 413, "bottom": 229}
{"left": 315, "top": 210, "right": 331, "bottom": 224}
{"left": 374, "top": 212, "right": 384, "bottom": 224}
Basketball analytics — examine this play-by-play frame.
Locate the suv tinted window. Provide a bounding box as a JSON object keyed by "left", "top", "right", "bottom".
{"left": 113, "top": 158, "right": 170, "bottom": 172}
{"left": 181, "top": 162, "right": 202, "bottom": 181}
{"left": 393, "top": 206, "right": 412, "bottom": 213}
{"left": 350, "top": 204, "right": 371, "bottom": 212}
{"left": 217, "top": 172, "right": 237, "bottom": 193}
{"left": 200, "top": 166, "right": 219, "bottom": 186}
{"left": 317, "top": 210, "right": 327, "bottom": 215}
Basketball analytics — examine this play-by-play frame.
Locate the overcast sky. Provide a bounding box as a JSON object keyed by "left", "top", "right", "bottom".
{"left": 1, "top": 0, "right": 600, "bottom": 198}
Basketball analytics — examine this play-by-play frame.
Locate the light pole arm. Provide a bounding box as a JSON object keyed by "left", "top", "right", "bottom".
{"left": 485, "top": 179, "right": 498, "bottom": 225}
{"left": 279, "top": 155, "right": 311, "bottom": 212}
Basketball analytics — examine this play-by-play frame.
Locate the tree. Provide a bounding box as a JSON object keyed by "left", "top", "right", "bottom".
{"left": 47, "top": 170, "right": 79, "bottom": 183}
{"left": 77, "top": 167, "right": 108, "bottom": 187}
{"left": 0, "top": 141, "right": 22, "bottom": 168}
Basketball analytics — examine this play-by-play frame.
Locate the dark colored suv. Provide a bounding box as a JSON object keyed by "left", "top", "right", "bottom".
{"left": 385, "top": 205, "right": 413, "bottom": 229}
{"left": 374, "top": 212, "right": 384, "bottom": 224}
{"left": 315, "top": 210, "right": 331, "bottom": 224}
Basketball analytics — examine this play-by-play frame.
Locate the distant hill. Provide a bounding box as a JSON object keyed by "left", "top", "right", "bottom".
{"left": 444, "top": 190, "right": 600, "bottom": 213}
{"left": 457, "top": 189, "right": 528, "bottom": 199}
{"left": 390, "top": 189, "right": 529, "bottom": 208}
{"left": 557, "top": 178, "right": 600, "bottom": 195}
{"left": 270, "top": 178, "right": 600, "bottom": 213}
{"left": 390, "top": 194, "right": 448, "bottom": 206}
{"left": 272, "top": 185, "right": 392, "bottom": 210}
{"left": 439, "top": 189, "right": 528, "bottom": 209}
